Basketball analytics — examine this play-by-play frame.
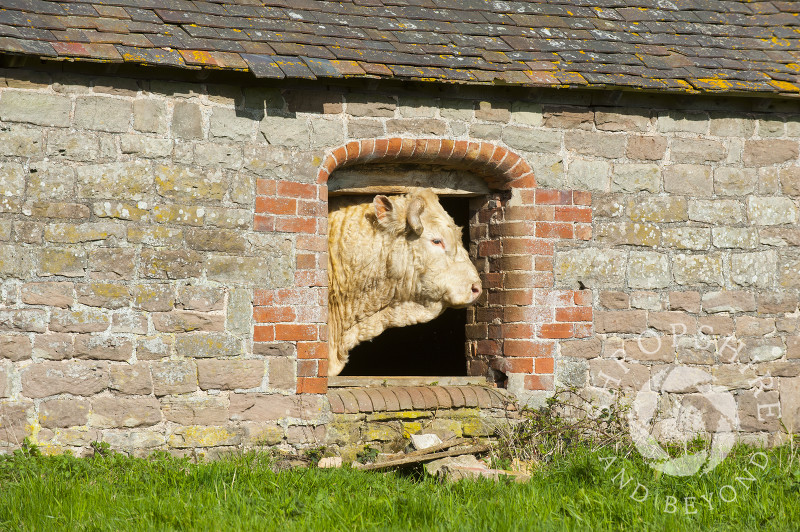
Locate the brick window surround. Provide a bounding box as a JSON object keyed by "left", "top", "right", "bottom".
{"left": 253, "top": 138, "right": 593, "bottom": 395}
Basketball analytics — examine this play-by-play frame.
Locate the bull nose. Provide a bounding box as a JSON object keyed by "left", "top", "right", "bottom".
{"left": 471, "top": 283, "right": 482, "bottom": 300}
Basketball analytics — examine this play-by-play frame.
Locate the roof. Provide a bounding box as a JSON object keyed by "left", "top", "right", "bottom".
{"left": 0, "top": 0, "right": 799, "bottom": 97}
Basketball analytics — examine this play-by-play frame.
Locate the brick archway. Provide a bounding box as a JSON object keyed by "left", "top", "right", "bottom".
{"left": 252, "top": 137, "right": 591, "bottom": 395}
{"left": 316, "top": 138, "right": 537, "bottom": 189}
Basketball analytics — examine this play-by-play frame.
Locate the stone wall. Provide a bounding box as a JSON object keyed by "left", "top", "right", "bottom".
{"left": 0, "top": 66, "right": 798, "bottom": 454}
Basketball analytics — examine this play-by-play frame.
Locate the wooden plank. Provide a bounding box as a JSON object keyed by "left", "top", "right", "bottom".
{"left": 328, "top": 376, "right": 486, "bottom": 387}
{"left": 355, "top": 444, "right": 492, "bottom": 471}
{"left": 329, "top": 165, "right": 490, "bottom": 197}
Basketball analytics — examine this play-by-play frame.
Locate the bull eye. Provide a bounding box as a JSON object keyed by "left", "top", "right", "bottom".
{"left": 431, "top": 238, "right": 446, "bottom": 251}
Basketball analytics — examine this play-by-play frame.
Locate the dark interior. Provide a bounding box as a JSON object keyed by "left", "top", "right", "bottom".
{"left": 339, "top": 196, "right": 471, "bottom": 377}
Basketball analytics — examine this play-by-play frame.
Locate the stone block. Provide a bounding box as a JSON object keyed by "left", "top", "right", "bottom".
{"left": 32, "top": 334, "right": 73, "bottom": 360}
{"left": 50, "top": 308, "right": 110, "bottom": 333}
{"left": 0, "top": 125, "right": 43, "bottom": 157}
{"left": 133, "top": 99, "right": 168, "bottom": 134}
{"left": 780, "top": 375, "right": 800, "bottom": 432}
{"left": 758, "top": 293, "right": 799, "bottom": 314}
{"left": 27, "top": 162, "right": 76, "bottom": 200}
{"left": 780, "top": 167, "right": 800, "bottom": 196}
{"left": 197, "top": 359, "right": 265, "bottom": 390}
{"left": 268, "top": 356, "right": 296, "bottom": 391}
{"left": 627, "top": 251, "right": 670, "bottom": 289}
{"left": 154, "top": 165, "right": 226, "bottom": 202}
{"left": 110, "top": 363, "right": 153, "bottom": 395}
{"left": 243, "top": 422, "right": 284, "bottom": 445}
{"left": 559, "top": 337, "right": 601, "bottom": 359}
{"left": 669, "top": 291, "right": 701, "bottom": 313}
{"left": 780, "top": 255, "right": 800, "bottom": 288}
{"left": 0, "top": 244, "right": 32, "bottom": 276}
{"left": 102, "top": 429, "right": 165, "bottom": 452}
{"left": 21, "top": 360, "right": 108, "bottom": 398}
{"left": 346, "top": 94, "right": 396, "bottom": 117}
{"left": 0, "top": 91, "right": 70, "bottom": 127}
{"left": 151, "top": 205, "right": 205, "bottom": 227}
{"left": 510, "top": 102, "right": 542, "bottom": 126}
{"left": 76, "top": 282, "right": 130, "bottom": 309}
{"left": 553, "top": 248, "right": 626, "bottom": 288}
{"left": 259, "top": 115, "right": 310, "bottom": 149}
{"left": 195, "top": 143, "right": 243, "bottom": 169}
{"left": 29, "top": 202, "right": 91, "bottom": 220}
{"left": 153, "top": 311, "right": 224, "bottom": 333}
{"left": 713, "top": 167, "right": 757, "bottom": 195}
{"left": 567, "top": 159, "right": 610, "bottom": 191}
{"left": 347, "top": 119, "right": 384, "bottom": 139}
{"left": 595, "top": 222, "right": 660, "bottom": 246}
{"left": 709, "top": 115, "right": 754, "bottom": 137}
{"left": 0, "top": 334, "right": 32, "bottom": 361}
{"left": 168, "top": 425, "right": 243, "bottom": 448}
{"left": 747, "top": 197, "right": 798, "bottom": 225}
{"left": 141, "top": 249, "right": 203, "bottom": 280}
{"left": 711, "top": 227, "right": 758, "bottom": 249}
{"left": 89, "top": 248, "right": 136, "bottom": 280}
{"left": 743, "top": 140, "right": 798, "bottom": 166}
{"left": 13, "top": 221, "right": 42, "bottom": 244}
{"left": 502, "top": 126, "right": 561, "bottom": 153}
{"left": 226, "top": 288, "right": 252, "bottom": 337}
{"left": 588, "top": 358, "right": 649, "bottom": 390}
{"left": 599, "top": 291, "right": 629, "bottom": 309}
{"left": 0, "top": 309, "right": 47, "bottom": 333}
{"left": 136, "top": 335, "right": 173, "bottom": 360}
{"left": 697, "top": 315, "right": 734, "bottom": 336}
{"left": 731, "top": 251, "right": 777, "bottom": 288}
{"left": 175, "top": 333, "right": 241, "bottom": 358}
{"left": 0, "top": 162, "right": 24, "bottom": 212}
{"left": 387, "top": 118, "right": 446, "bottom": 136}
{"left": 205, "top": 254, "right": 293, "bottom": 288}
{"left": 629, "top": 291, "right": 662, "bottom": 311}
{"left": 594, "top": 310, "right": 647, "bottom": 334}
{"left": 475, "top": 101, "right": 510, "bottom": 122}
{"left": 91, "top": 396, "right": 161, "bottom": 428}
{"left": 673, "top": 254, "right": 724, "bottom": 286}
{"left": 662, "top": 227, "right": 711, "bottom": 250}
{"left": 73, "top": 96, "right": 131, "bottom": 132}
{"left": 649, "top": 311, "right": 696, "bottom": 335}
{"left": 185, "top": 228, "right": 246, "bottom": 253}
{"left": 611, "top": 163, "right": 660, "bottom": 193}
{"left": 45, "top": 130, "right": 100, "bottom": 162}
{"left": 76, "top": 161, "right": 152, "bottom": 201}
{"left": 204, "top": 207, "right": 251, "bottom": 230}
{"left": 177, "top": 285, "right": 224, "bottom": 312}
{"left": 0, "top": 367, "right": 7, "bottom": 397}
{"left": 663, "top": 165, "right": 712, "bottom": 196}
{"left": 111, "top": 309, "right": 147, "bottom": 334}
{"left": 670, "top": 138, "right": 726, "bottom": 163}
{"left": 21, "top": 282, "right": 73, "bottom": 308}
{"left": 595, "top": 109, "right": 649, "bottom": 132}
{"left": 119, "top": 135, "right": 172, "bottom": 158}
{"left": 738, "top": 390, "right": 781, "bottom": 432}
{"left": 74, "top": 335, "right": 133, "bottom": 362}
{"left": 565, "top": 131, "right": 625, "bottom": 158}
{"left": 624, "top": 337, "right": 674, "bottom": 362}
{"left": 209, "top": 107, "right": 255, "bottom": 141}
{"left": 0, "top": 401, "right": 34, "bottom": 443}
{"left": 162, "top": 396, "right": 228, "bottom": 425}
{"left": 688, "top": 199, "right": 745, "bottom": 224}
{"left": 627, "top": 197, "right": 686, "bottom": 224}
{"left": 736, "top": 316, "right": 776, "bottom": 337}
{"left": 656, "top": 110, "right": 707, "bottom": 134}
{"left": 542, "top": 106, "right": 592, "bottom": 129}
{"left": 151, "top": 359, "right": 197, "bottom": 396}
{"left": 310, "top": 118, "right": 345, "bottom": 147}
{"left": 626, "top": 135, "right": 667, "bottom": 160}
{"left": 171, "top": 101, "right": 203, "bottom": 139}
{"left": 229, "top": 393, "right": 324, "bottom": 421}
{"left": 39, "top": 398, "right": 90, "bottom": 428}
{"left": 701, "top": 290, "right": 756, "bottom": 314}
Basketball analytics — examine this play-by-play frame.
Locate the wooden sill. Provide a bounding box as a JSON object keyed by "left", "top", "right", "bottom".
{"left": 327, "top": 376, "right": 487, "bottom": 388}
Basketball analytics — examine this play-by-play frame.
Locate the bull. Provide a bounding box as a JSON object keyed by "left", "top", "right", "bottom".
{"left": 327, "top": 188, "right": 482, "bottom": 376}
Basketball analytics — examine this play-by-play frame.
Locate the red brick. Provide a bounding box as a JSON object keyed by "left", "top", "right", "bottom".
{"left": 504, "top": 206, "right": 555, "bottom": 222}
{"left": 296, "top": 253, "right": 316, "bottom": 269}
{"left": 275, "top": 324, "right": 317, "bottom": 341}
{"left": 505, "top": 271, "right": 553, "bottom": 289}
{"left": 297, "top": 200, "right": 325, "bottom": 217}
{"left": 345, "top": 141, "right": 360, "bottom": 161}
{"left": 525, "top": 374, "right": 554, "bottom": 390}
{"left": 297, "top": 377, "right": 327, "bottom": 394}
{"left": 374, "top": 138, "right": 390, "bottom": 157}
{"left": 556, "top": 307, "right": 593, "bottom": 322}
{"left": 256, "top": 197, "right": 296, "bottom": 215}
{"left": 535, "top": 256, "right": 553, "bottom": 271}
{"left": 502, "top": 289, "right": 535, "bottom": 306}
{"left": 478, "top": 240, "right": 502, "bottom": 257}
{"left": 476, "top": 339, "right": 502, "bottom": 356}
{"left": 331, "top": 146, "right": 347, "bottom": 165}
{"left": 297, "top": 341, "right": 327, "bottom": 359}
{"left": 575, "top": 224, "right": 592, "bottom": 240}
{"left": 398, "top": 138, "right": 416, "bottom": 158}
{"left": 317, "top": 169, "right": 329, "bottom": 184}
{"left": 322, "top": 155, "right": 337, "bottom": 174}
{"left": 298, "top": 359, "right": 318, "bottom": 377}
{"left": 317, "top": 359, "right": 328, "bottom": 377}
{"left": 505, "top": 357, "right": 534, "bottom": 373}
{"left": 277, "top": 182, "right": 317, "bottom": 200}
{"left": 536, "top": 189, "right": 571, "bottom": 205}
{"left": 574, "top": 290, "right": 592, "bottom": 306}
{"left": 480, "top": 272, "right": 503, "bottom": 288}
{"left": 276, "top": 217, "right": 316, "bottom": 233}
{"left": 510, "top": 173, "right": 537, "bottom": 188}
{"left": 555, "top": 206, "right": 591, "bottom": 223}
{"left": 253, "top": 306, "right": 295, "bottom": 323}
{"left": 297, "top": 235, "right": 327, "bottom": 252}
{"left": 254, "top": 214, "right": 275, "bottom": 232}
{"left": 536, "top": 222, "right": 574, "bottom": 239}
{"left": 386, "top": 137, "right": 403, "bottom": 157}
{"left": 574, "top": 323, "right": 593, "bottom": 338}
{"left": 504, "top": 339, "right": 553, "bottom": 357}
{"left": 539, "top": 323, "right": 574, "bottom": 339}
{"left": 573, "top": 191, "right": 592, "bottom": 205}
{"left": 493, "top": 255, "right": 533, "bottom": 271}
{"left": 256, "top": 178, "right": 276, "bottom": 195}
{"left": 253, "top": 325, "right": 275, "bottom": 342}
{"left": 502, "top": 238, "right": 554, "bottom": 255}
{"left": 501, "top": 323, "right": 534, "bottom": 338}
{"left": 535, "top": 357, "right": 555, "bottom": 374}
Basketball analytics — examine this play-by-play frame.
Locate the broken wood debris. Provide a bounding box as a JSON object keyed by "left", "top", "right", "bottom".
{"left": 353, "top": 441, "right": 492, "bottom": 472}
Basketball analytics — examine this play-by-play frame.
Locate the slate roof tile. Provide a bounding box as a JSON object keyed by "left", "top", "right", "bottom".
{"left": 0, "top": 0, "right": 798, "bottom": 96}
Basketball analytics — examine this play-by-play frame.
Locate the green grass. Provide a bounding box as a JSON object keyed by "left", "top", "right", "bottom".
{"left": 1, "top": 443, "right": 799, "bottom": 531}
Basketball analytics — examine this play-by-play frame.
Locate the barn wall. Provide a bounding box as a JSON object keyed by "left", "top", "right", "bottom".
{"left": 0, "top": 67, "right": 798, "bottom": 455}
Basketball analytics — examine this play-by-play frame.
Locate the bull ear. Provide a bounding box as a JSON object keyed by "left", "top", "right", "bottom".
{"left": 406, "top": 196, "right": 425, "bottom": 235}
{"left": 373, "top": 195, "right": 395, "bottom": 226}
